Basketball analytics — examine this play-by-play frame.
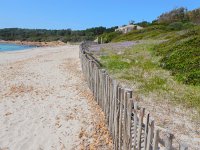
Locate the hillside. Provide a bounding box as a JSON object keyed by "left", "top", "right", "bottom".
{"left": 100, "top": 25, "right": 200, "bottom": 86}
{"left": 90, "top": 8, "right": 200, "bottom": 116}
{"left": 99, "top": 8, "right": 200, "bottom": 87}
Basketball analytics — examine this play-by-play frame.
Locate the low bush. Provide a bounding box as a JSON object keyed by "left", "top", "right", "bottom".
{"left": 154, "top": 26, "right": 200, "bottom": 85}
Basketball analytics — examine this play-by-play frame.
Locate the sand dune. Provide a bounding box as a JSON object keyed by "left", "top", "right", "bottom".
{"left": 0, "top": 45, "right": 112, "bottom": 150}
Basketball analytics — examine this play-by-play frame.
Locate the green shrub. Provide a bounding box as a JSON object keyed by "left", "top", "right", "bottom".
{"left": 99, "top": 31, "right": 121, "bottom": 43}
{"left": 155, "top": 27, "right": 200, "bottom": 86}
{"left": 167, "top": 22, "right": 184, "bottom": 31}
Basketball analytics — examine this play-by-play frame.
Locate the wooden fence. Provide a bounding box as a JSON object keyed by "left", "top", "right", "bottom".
{"left": 79, "top": 42, "right": 188, "bottom": 150}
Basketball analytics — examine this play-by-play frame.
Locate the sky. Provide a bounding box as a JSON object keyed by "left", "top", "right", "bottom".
{"left": 0, "top": 0, "right": 200, "bottom": 30}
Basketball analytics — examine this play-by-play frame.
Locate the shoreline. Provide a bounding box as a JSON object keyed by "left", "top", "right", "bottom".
{"left": 0, "top": 40, "right": 67, "bottom": 47}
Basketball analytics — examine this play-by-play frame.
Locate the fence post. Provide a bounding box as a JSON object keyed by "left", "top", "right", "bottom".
{"left": 146, "top": 119, "right": 155, "bottom": 150}
{"left": 164, "top": 133, "right": 173, "bottom": 150}
{"left": 144, "top": 113, "right": 150, "bottom": 150}
{"left": 119, "top": 88, "right": 124, "bottom": 149}
{"left": 126, "top": 91, "right": 133, "bottom": 150}
{"left": 137, "top": 107, "right": 145, "bottom": 150}
{"left": 133, "top": 102, "right": 138, "bottom": 149}
{"left": 123, "top": 90, "right": 128, "bottom": 150}
{"left": 153, "top": 129, "right": 159, "bottom": 150}
{"left": 114, "top": 87, "right": 121, "bottom": 150}
{"left": 96, "top": 68, "right": 100, "bottom": 104}
{"left": 112, "top": 80, "right": 117, "bottom": 139}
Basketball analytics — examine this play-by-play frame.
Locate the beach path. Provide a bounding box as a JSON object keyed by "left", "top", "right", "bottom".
{"left": 0, "top": 45, "right": 112, "bottom": 150}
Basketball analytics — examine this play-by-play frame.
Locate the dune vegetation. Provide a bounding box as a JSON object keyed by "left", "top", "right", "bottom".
{"left": 99, "top": 7, "right": 200, "bottom": 86}
{"left": 100, "top": 41, "right": 200, "bottom": 114}
{"left": 97, "top": 7, "right": 200, "bottom": 114}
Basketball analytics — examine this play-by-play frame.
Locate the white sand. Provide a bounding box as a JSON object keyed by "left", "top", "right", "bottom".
{"left": 0, "top": 45, "right": 112, "bottom": 150}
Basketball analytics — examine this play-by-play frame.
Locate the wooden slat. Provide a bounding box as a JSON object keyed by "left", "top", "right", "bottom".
{"left": 112, "top": 80, "right": 117, "bottom": 139}
{"left": 96, "top": 69, "right": 100, "bottom": 104}
{"left": 109, "top": 77, "right": 113, "bottom": 133}
{"left": 102, "top": 70, "right": 105, "bottom": 109}
{"left": 119, "top": 88, "right": 124, "bottom": 149}
{"left": 105, "top": 75, "right": 108, "bottom": 121}
{"left": 126, "top": 92, "right": 133, "bottom": 150}
{"left": 133, "top": 102, "right": 138, "bottom": 149}
{"left": 137, "top": 108, "right": 145, "bottom": 150}
{"left": 146, "top": 119, "right": 155, "bottom": 150}
{"left": 99, "top": 70, "right": 102, "bottom": 107}
{"left": 114, "top": 87, "right": 121, "bottom": 150}
{"left": 94, "top": 66, "right": 97, "bottom": 100}
{"left": 123, "top": 90, "right": 128, "bottom": 150}
{"left": 152, "top": 129, "right": 159, "bottom": 150}
{"left": 144, "top": 113, "right": 150, "bottom": 150}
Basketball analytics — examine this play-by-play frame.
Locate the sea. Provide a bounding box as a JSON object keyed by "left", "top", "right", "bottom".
{"left": 0, "top": 43, "right": 35, "bottom": 52}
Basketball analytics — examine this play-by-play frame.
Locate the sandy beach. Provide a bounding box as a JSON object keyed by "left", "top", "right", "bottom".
{"left": 0, "top": 45, "right": 112, "bottom": 150}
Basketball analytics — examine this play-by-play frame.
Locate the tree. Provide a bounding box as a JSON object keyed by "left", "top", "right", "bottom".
{"left": 136, "top": 21, "right": 151, "bottom": 27}
{"left": 188, "top": 8, "right": 200, "bottom": 24}
{"left": 157, "top": 7, "right": 189, "bottom": 24}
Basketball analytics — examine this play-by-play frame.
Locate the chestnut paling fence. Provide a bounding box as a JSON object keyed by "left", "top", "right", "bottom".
{"left": 79, "top": 42, "right": 188, "bottom": 150}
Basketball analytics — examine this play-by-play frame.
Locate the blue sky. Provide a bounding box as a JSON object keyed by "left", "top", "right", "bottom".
{"left": 0, "top": 0, "right": 200, "bottom": 30}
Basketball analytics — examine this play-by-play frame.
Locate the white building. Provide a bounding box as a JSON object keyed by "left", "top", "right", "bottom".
{"left": 115, "top": 24, "right": 143, "bottom": 34}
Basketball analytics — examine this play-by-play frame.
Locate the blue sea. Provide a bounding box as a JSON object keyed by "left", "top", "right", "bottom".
{"left": 0, "top": 43, "right": 35, "bottom": 52}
